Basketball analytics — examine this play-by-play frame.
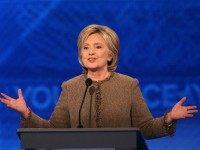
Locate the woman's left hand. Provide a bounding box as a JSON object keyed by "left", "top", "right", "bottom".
{"left": 167, "top": 97, "right": 198, "bottom": 122}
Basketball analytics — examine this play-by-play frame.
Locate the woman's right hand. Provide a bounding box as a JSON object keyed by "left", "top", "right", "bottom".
{"left": 0, "top": 89, "right": 30, "bottom": 118}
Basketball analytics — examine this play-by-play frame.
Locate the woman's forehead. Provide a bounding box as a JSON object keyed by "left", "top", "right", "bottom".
{"left": 84, "top": 33, "right": 106, "bottom": 44}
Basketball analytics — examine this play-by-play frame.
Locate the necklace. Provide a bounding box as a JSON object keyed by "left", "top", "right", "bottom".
{"left": 88, "top": 72, "right": 111, "bottom": 82}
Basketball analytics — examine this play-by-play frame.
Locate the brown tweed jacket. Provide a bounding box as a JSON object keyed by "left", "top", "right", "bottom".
{"left": 21, "top": 72, "right": 175, "bottom": 139}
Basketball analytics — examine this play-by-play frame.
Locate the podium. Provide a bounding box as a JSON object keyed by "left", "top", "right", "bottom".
{"left": 17, "top": 128, "right": 148, "bottom": 150}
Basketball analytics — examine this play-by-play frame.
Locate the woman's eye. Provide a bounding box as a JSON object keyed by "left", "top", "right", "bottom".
{"left": 83, "top": 47, "right": 89, "bottom": 50}
{"left": 96, "top": 46, "right": 102, "bottom": 49}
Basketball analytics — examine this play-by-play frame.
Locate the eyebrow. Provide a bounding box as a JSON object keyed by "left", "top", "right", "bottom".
{"left": 83, "top": 42, "right": 103, "bottom": 46}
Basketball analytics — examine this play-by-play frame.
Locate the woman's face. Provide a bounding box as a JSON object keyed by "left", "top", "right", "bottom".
{"left": 81, "top": 33, "right": 111, "bottom": 72}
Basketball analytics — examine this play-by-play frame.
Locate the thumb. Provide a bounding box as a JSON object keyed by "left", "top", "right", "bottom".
{"left": 18, "top": 89, "right": 24, "bottom": 99}
{"left": 178, "top": 97, "right": 187, "bottom": 105}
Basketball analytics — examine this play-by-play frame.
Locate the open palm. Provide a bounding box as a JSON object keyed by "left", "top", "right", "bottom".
{"left": 0, "top": 89, "right": 27, "bottom": 115}
{"left": 170, "top": 97, "right": 198, "bottom": 120}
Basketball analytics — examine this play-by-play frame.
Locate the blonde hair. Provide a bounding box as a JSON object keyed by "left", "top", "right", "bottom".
{"left": 77, "top": 24, "right": 119, "bottom": 72}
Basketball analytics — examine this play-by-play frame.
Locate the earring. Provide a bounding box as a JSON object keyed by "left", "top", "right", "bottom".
{"left": 107, "top": 59, "right": 112, "bottom": 66}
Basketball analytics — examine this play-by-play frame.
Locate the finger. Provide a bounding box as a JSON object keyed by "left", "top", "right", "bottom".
{"left": 0, "top": 98, "right": 11, "bottom": 105}
{"left": 185, "top": 114, "right": 194, "bottom": 118}
{"left": 187, "top": 109, "right": 198, "bottom": 114}
{"left": 178, "top": 97, "right": 187, "bottom": 105}
{"left": 0, "top": 98, "right": 16, "bottom": 109}
{"left": 18, "top": 89, "right": 24, "bottom": 99}
{"left": 1, "top": 93, "right": 15, "bottom": 101}
{"left": 186, "top": 106, "right": 197, "bottom": 110}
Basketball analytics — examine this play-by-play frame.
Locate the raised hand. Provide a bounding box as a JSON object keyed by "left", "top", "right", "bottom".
{"left": 167, "top": 97, "right": 198, "bottom": 122}
{"left": 0, "top": 89, "right": 30, "bottom": 118}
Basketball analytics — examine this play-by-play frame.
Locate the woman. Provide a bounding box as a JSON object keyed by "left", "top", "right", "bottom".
{"left": 0, "top": 24, "right": 198, "bottom": 139}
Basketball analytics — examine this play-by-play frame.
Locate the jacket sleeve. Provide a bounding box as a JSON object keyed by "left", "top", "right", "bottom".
{"left": 20, "top": 82, "right": 71, "bottom": 128}
{"left": 130, "top": 79, "right": 176, "bottom": 139}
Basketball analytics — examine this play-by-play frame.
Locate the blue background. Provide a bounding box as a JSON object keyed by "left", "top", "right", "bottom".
{"left": 0, "top": 0, "right": 200, "bottom": 149}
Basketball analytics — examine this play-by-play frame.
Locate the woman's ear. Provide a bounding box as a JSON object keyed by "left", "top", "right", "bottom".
{"left": 107, "top": 52, "right": 113, "bottom": 66}
{"left": 79, "top": 52, "right": 83, "bottom": 60}
{"left": 108, "top": 51, "right": 113, "bottom": 61}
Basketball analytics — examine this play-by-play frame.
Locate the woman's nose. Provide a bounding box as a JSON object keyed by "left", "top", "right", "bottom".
{"left": 89, "top": 48, "right": 95, "bottom": 55}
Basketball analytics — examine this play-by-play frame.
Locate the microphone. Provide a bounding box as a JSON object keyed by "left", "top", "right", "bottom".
{"left": 77, "top": 78, "right": 92, "bottom": 128}
{"left": 88, "top": 86, "right": 95, "bottom": 127}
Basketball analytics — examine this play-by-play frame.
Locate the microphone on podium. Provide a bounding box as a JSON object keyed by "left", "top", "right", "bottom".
{"left": 77, "top": 78, "right": 92, "bottom": 128}
{"left": 89, "top": 86, "right": 95, "bottom": 127}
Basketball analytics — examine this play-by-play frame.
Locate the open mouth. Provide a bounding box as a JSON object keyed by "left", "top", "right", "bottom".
{"left": 88, "top": 58, "right": 97, "bottom": 62}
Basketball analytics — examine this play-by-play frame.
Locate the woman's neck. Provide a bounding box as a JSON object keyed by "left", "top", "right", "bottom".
{"left": 87, "top": 69, "right": 110, "bottom": 82}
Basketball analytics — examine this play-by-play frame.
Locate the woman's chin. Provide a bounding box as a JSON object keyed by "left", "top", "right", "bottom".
{"left": 87, "top": 67, "right": 98, "bottom": 72}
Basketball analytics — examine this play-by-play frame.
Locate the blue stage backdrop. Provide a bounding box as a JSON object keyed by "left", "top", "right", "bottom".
{"left": 0, "top": 1, "right": 200, "bottom": 149}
